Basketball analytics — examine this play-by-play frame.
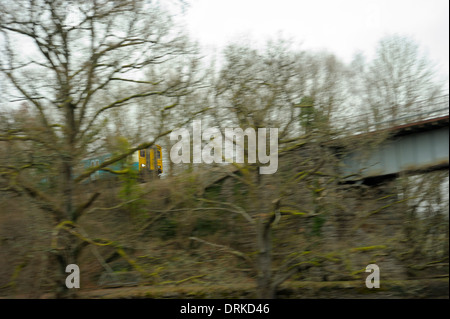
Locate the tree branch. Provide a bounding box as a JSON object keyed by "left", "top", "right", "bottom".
{"left": 189, "top": 236, "right": 255, "bottom": 270}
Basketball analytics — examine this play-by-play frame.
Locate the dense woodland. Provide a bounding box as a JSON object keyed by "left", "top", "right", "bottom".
{"left": 0, "top": 0, "right": 448, "bottom": 298}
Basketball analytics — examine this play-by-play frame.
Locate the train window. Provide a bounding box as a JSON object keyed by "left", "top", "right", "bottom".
{"left": 140, "top": 150, "right": 145, "bottom": 157}
{"left": 157, "top": 150, "right": 161, "bottom": 159}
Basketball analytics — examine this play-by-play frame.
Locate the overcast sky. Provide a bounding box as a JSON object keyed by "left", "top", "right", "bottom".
{"left": 183, "top": 0, "right": 449, "bottom": 80}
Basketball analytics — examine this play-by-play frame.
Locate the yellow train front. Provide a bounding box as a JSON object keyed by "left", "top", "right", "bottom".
{"left": 81, "top": 144, "right": 162, "bottom": 182}
{"left": 135, "top": 144, "right": 163, "bottom": 179}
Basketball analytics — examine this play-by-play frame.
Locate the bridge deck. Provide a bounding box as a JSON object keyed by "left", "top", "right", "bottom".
{"left": 341, "top": 115, "right": 449, "bottom": 180}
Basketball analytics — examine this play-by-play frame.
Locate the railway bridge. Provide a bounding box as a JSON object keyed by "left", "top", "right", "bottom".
{"left": 339, "top": 96, "right": 449, "bottom": 183}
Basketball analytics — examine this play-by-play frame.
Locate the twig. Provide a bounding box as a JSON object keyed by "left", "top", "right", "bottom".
{"left": 189, "top": 236, "right": 254, "bottom": 270}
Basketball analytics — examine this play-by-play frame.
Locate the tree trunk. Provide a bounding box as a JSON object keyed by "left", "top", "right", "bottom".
{"left": 256, "top": 217, "right": 276, "bottom": 299}
{"left": 55, "top": 101, "right": 78, "bottom": 297}
{"left": 51, "top": 234, "right": 78, "bottom": 298}
{"left": 62, "top": 161, "right": 74, "bottom": 220}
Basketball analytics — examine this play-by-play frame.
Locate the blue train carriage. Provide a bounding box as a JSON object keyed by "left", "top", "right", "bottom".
{"left": 80, "top": 145, "right": 163, "bottom": 182}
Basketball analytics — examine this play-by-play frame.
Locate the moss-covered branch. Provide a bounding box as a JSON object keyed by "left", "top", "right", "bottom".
{"left": 189, "top": 236, "right": 255, "bottom": 270}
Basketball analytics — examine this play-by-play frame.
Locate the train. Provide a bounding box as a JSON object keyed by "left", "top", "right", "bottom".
{"left": 81, "top": 145, "right": 163, "bottom": 182}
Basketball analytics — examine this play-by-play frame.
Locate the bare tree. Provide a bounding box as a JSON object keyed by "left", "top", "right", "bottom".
{"left": 0, "top": 0, "right": 202, "bottom": 297}
{"left": 361, "top": 35, "right": 443, "bottom": 125}
{"left": 395, "top": 171, "right": 449, "bottom": 275}
{"left": 182, "top": 39, "right": 353, "bottom": 298}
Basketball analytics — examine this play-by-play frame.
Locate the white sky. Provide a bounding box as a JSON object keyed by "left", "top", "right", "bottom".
{"left": 183, "top": 0, "right": 449, "bottom": 79}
